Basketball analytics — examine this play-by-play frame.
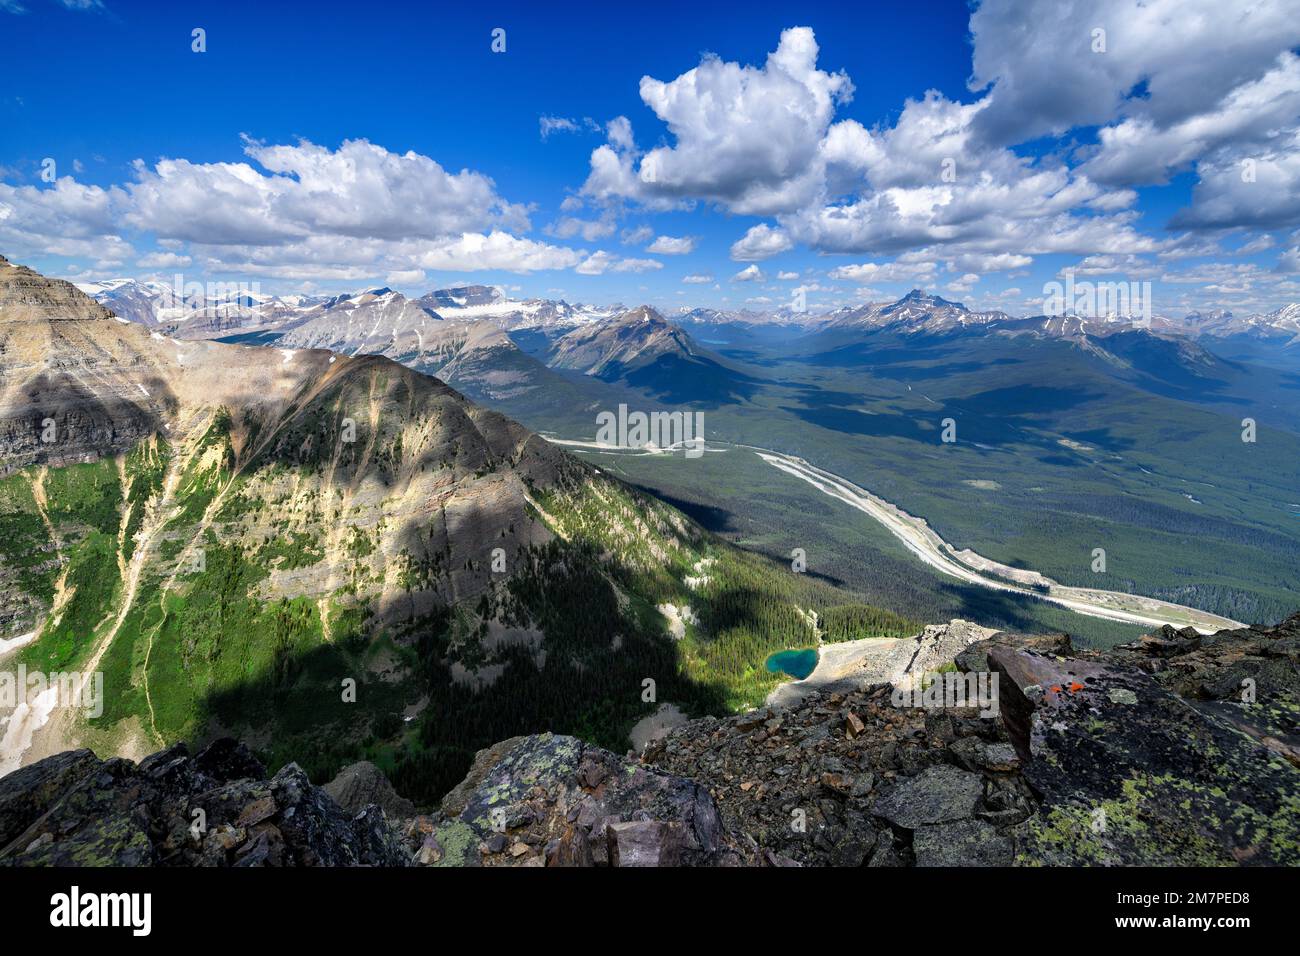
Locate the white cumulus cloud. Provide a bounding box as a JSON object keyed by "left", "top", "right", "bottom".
{"left": 646, "top": 235, "right": 697, "bottom": 255}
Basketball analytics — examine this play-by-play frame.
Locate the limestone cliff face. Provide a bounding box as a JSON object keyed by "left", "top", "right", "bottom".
{"left": 0, "top": 255, "right": 177, "bottom": 472}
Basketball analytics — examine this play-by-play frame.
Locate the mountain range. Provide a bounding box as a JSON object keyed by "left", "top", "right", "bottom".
{"left": 75, "top": 276, "right": 1300, "bottom": 356}
{"left": 73, "top": 278, "right": 622, "bottom": 339}
{"left": 0, "top": 255, "right": 913, "bottom": 800}
{"left": 681, "top": 289, "right": 1300, "bottom": 349}
{"left": 78, "top": 278, "right": 1300, "bottom": 433}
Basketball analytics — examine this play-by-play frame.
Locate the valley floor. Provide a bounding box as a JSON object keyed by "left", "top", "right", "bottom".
{"left": 545, "top": 436, "right": 1243, "bottom": 635}
{"left": 753, "top": 448, "right": 1243, "bottom": 634}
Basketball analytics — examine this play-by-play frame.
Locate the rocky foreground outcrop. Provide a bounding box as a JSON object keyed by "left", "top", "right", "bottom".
{"left": 409, "top": 733, "right": 762, "bottom": 866}
{"left": 3, "top": 614, "right": 1297, "bottom": 866}
{"left": 649, "top": 614, "right": 1300, "bottom": 866}
{"left": 0, "top": 739, "right": 408, "bottom": 866}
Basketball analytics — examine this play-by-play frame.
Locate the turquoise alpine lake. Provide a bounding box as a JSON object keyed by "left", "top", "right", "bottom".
{"left": 765, "top": 648, "right": 818, "bottom": 680}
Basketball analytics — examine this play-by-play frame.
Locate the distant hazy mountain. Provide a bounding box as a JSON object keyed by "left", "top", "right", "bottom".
{"left": 1188, "top": 303, "right": 1300, "bottom": 346}
{"left": 543, "top": 305, "right": 760, "bottom": 405}
{"left": 547, "top": 306, "right": 697, "bottom": 377}
{"left": 780, "top": 290, "right": 1229, "bottom": 384}
{"left": 822, "top": 290, "right": 1011, "bottom": 335}
{"left": 684, "top": 290, "right": 1300, "bottom": 368}
{"left": 673, "top": 306, "right": 824, "bottom": 349}
{"left": 676, "top": 305, "right": 817, "bottom": 328}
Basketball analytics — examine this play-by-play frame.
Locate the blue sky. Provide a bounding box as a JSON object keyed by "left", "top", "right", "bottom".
{"left": 2, "top": 0, "right": 1298, "bottom": 316}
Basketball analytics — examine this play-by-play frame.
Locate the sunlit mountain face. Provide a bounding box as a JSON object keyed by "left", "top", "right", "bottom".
{"left": 1, "top": 0, "right": 1298, "bottom": 885}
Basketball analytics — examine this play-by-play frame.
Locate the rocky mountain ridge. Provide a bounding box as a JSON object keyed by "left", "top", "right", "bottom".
{"left": 0, "top": 256, "right": 695, "bottom": 778}
{"left": 75, "top": 277, "right": 622, "bottom": 340}
{"left": 70, "top": 274, "right": 654, "bottom": 403}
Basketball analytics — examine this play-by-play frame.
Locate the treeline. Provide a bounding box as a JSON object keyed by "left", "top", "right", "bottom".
{"left": 383, "top": 537, "right": 730, "bottom": 804}
{"left": 384, "top": 501, "right": 919, "bottom": 802}
{"left": 820, "top": 603, "right": 917, "bottom": 642}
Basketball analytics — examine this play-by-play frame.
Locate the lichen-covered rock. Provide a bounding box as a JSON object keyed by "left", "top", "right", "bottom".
{"left": 1, "top": 757, "right": 165, "bottom": 866}
{"left": 437, "top": 736, "right": 527, "bottom": 818}
{"left": 1111, "top": 612, "right": 1300, "bottom": 768}
{"left": 871, "top": 764, "right": 985, "bottom": 828}
{"left": 423, "top": 732, "right": 761, "bottom": 866}
{"left": 914, "top": 819, "right": 1013, "bottom": 867}
{"left": 989, "top": 639, "right": 1300, "bottom": 866}
{"left": 0, "top": 739, "right": 411, "bottom": 867}
{"left": 0, "top": 748, "right": 100, "bottom": 850}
